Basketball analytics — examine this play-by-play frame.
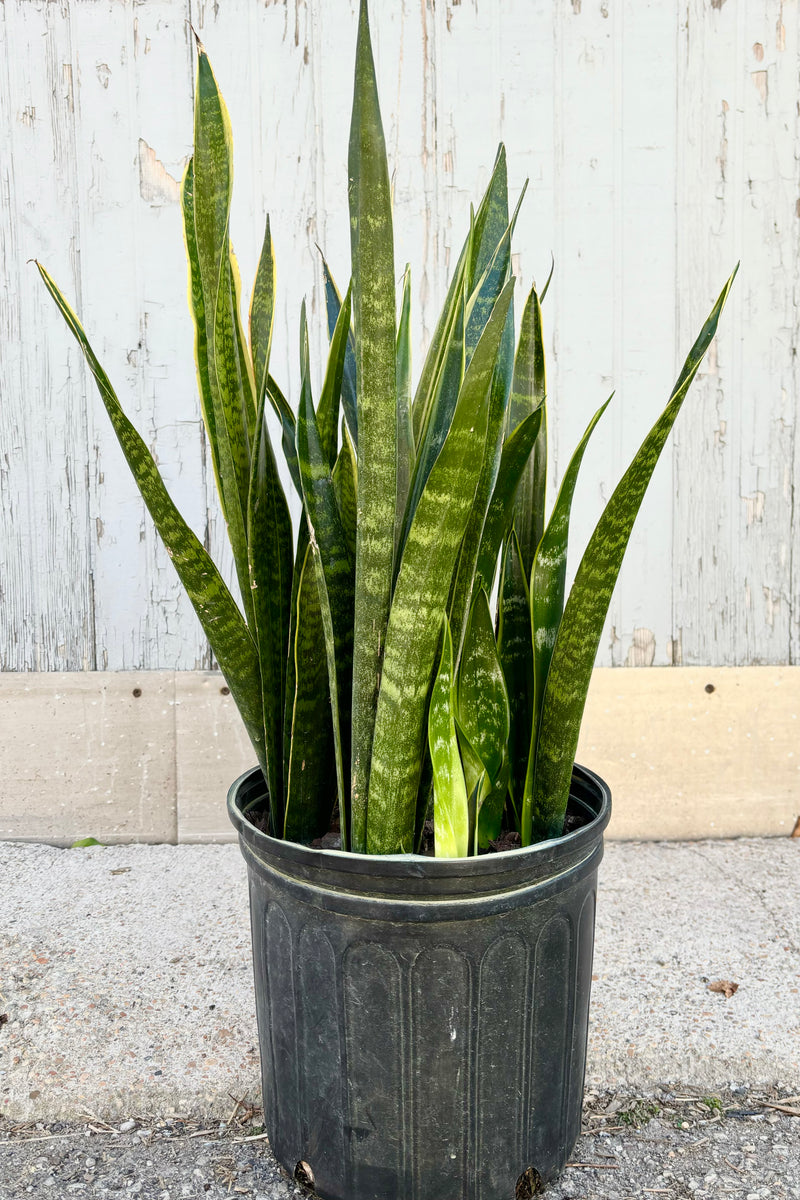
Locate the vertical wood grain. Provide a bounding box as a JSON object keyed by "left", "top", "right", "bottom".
{"left": 0, "top": 0, "right": 93, "bottom": 670}
{"left": 675, "top": 0, "right": 799, "bottom": 666}
{"left": 1, "top": 0, "right": 796, "bottom": 671}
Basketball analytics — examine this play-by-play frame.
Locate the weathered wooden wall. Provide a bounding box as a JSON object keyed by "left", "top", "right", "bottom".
{"left": 1, "top": 0, "right": 798, "bottom": 672}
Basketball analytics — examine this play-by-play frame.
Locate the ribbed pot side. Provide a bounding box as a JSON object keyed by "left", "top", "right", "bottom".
{"left": 228, "top": 764, "right": 611, "bottom": 1200}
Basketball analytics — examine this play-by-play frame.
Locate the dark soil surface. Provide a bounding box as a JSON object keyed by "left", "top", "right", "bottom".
{"left": 1, "top": 1088, "right": 797, "bottom": 1199}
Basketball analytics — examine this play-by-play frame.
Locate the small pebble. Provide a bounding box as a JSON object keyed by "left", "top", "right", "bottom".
{"left": 118, "top": 1119, "right": 136, "bottom": 1133}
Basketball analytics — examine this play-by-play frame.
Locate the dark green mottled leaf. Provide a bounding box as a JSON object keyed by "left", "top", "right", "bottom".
{"left": 348, "top": 0, "right": 397, "bottom": 852}
{"left": 530, "top": 267, "right": 738, "bottom": 841}
{"left": 365, "top": 281, "right": 513, "bottom": 854}
{"left": 332, "top": 423, "right": 357, "bottom": 566}
{"left": 411, "top": 146, "right": 509, "bottom": 445}
{"left": 250, "top": 215, "right": 275, "bottom": 412}
{"left": 456, "top": 588, "right": 509, "bottom": 787}
{"left": 283, "top": 542, "right": 336, "bottom": 843}
{"left": 395, "top": 263, "right": 414, "bottom": 560}
{"left": 247, "top": 348, "right": 294, "bottom": 828}
{"left": 296, "top": 310, "right": 354, "bottom": 839}
{"left": 266, "top": 374, "right": 300, "bottom": 496}
{"left": 317, "top": 285, "right": 352, "bottom": 470}
{"left": 321, "top": 256, "right": 358, "bottom": 447}
{"left": 497, "top": 529, "right": 532, "bottom": 820}
{"left": 529, "top": 395, "right": 611, "bottom": 752}
{"left": 37, "top": 262, "right": 266, "bottom": 779}
{"left": 192, "top": 48, "right": 254, "bottom": 628}
{"left": 448, "top": 280, "right": 516, "bottom": 660}
{"left": 475, "top": 408, "right": 543, "bottom": 590}
{"left": 507, "top": 284, "right": 547, "bottom": 577}
{"left": 181, "top": 157, "right": 223, "bottom": 510}
{"left": 428, "top": 617, "right": 469, "bottom": 858}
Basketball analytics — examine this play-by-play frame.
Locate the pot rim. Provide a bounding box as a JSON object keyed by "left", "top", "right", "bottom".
{"left": 227, "top": 761, "right": 611, "bottom": 886}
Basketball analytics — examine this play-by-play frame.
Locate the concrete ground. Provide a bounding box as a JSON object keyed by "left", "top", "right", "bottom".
{"left": 1, "top": 837, "right": 798, "bottom": 1195}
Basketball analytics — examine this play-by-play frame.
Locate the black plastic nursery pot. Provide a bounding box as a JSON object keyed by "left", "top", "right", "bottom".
{"left": 228, "top": 763, "right": 611, "bottom": 1200}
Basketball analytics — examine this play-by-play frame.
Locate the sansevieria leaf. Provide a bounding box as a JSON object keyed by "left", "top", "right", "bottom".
{"left": 37, "top": 262, "right": 266, "bottom": 778}
{"left": 530, "top": 396, "right": 611, "bottom": 735}
{"left": 411, "top": 146, "right": 508, "bottom": 447}
{"left": 295, "top": 311, "right": 355, "bottom": 839}
{"left": 283, "top": 542, "right": 336, "bottom": 844}
{"left": 520, "top": 395, "right": 611, "bottom": 843}
{"left": 497, "top": 530, "right": 532, "bottom": 819}
{"left": 181, "top": 157, "right": 223, "bottom": 510}
{"left": 395, "top": 263, "right": 414, "bottom": 561}
{"left": 456, "top": 587, "right": 510, "bottom": 789}
{"left": 247, "top": 343, "right": 293, "bottom": 824}
{"left": 321, "top": 256, "right": 358, "bottom": 447}
{"left": 348, "top": 0, "right": 397, "bottom": 851}
{"left": 530, "top": 266, "right": 739, "bottom": 841}
{"left": 317, "top": 285, "right": 352, "bottom": 470}
{"left": 365, "top": 281, "right": 514, "bottom": 854}
{"left": 192, "top": 46, "right": 254, "bottom": 629}
{"left": 428, "top": 617, "right": 469, "bottom": 859}
{"left": 250, "top": 215, "right": 276, "bottom": 413}
{"left": 475, "top": 407, "right": 543, "bottom": 590}
{"left": 507, "top": 283, "right": 547, "bottom": 577}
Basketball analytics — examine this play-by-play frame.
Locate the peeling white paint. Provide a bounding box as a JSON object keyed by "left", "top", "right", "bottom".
{"left": 1, "top": 0, "right": 797, "bottom": 671}
{"left": 138, "top": 139, "right": 181, "bottom": 205}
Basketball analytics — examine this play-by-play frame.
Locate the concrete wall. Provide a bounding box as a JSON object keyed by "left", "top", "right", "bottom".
{"left": 1, "top": 668, "right": 797, "bottom": 844}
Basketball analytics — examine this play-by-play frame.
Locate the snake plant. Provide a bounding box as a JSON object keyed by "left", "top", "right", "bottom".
{"left": 39, "top": 1, "right": 736, "bottom": 856}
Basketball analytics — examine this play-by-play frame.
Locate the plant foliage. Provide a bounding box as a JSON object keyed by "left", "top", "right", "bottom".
{"left": 39, "top": 2, "right": 736, "bottom": 856}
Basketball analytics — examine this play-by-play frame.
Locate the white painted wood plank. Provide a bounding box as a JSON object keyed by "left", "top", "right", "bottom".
{"left": 553, "top": 2, "right": 619, "bottom": 664}
{"left": 0, "top": 0, "right": 94, "bottom": 670}
{"left": 674, "top": 0, "right": 798, "bottom": 666}
{"left": 68, "top": 1, "right": 208, "bottom": 671}
{"left": 2, "top": 0, "right": 797, "bottom": 672}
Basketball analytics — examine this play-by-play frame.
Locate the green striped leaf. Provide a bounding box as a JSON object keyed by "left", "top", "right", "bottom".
{"left": 348, "top": 0, "right": 398, "bottom": 852}
{"left": 250, "top": 215, "right": 276, "bottom": 413}
{"left": 317, "top": 285, "right": 352, "bottom": 470}
{"left": 181, "top": 157, "right": 223, "bottom": 511}
{"left": 530, "top": 267, "right": 738, "bottom": 841}
{"left": 332, "top": 423, "right": 358, "bottom": 566}
{"left": 266, "top": 374, "right": 301, "bottom": 497}
{"left": 37, "top": 262, "right": 266, "bottom": 780}
{"left": 247, "top": 350, "right": 294, "bottom": 824}
{"left": 464, "top": 183, "right": 525, "bottom": 366}
{"left": 507, "top": 284, "right": 547, "bottom": 577}
{"left": 364, "top": 283, "right": 513, "bottom": 854}
{"left": 295, "top": 310, "right": 355, "bottom": 839}
{"left": 497, "top": 529, "right": 532, "bottom": 820}
{"left": 520, "top": 395, "right": 611, "bottom": 843}
{"left": 411, "top": 146, "right": 509, "bottom": 446}
{"left": 530, "top": 397, "right": 611, "bottom": 736}
{"left": 428, "top": 617, "right": 469, "bottom": 858}
{"left": 456, "top": 588, "right": 509, "bottom": 789}
{"left": 448, "top": 278, "right": 517, "bottom": 659}
{"left": 395, "top": 263, "right": 414, "bottom": 560}
{"left": 229, "top": 246, "right": 257, "bottom": 445}
{"left": 283, "top": 516, "right": 310, "bottom": 800}
{"left": 469, "top": 144, "right": 509, "bottom": 297}
{"left": 321, "top": 257, "right": 358, "bottom": 447}
{"left": 400, "top": 286, "right": 465, "bottom": 559}
{"left": 475, "top": 408, "right": 543, "bottom": 590}
{"left": 283, "top": 542, "right": 337, "bottom": 843}
{"left": 192, "top": 47, "right": 254, "bottom": 629}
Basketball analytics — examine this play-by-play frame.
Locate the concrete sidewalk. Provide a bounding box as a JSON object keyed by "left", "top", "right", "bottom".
{"left": 1, "top": 838, "right": 798, "bottom": 1124}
